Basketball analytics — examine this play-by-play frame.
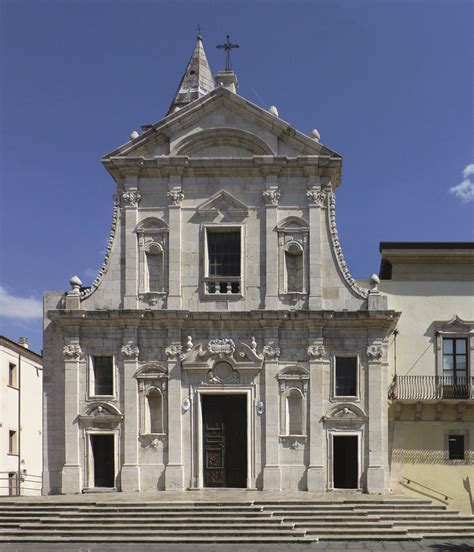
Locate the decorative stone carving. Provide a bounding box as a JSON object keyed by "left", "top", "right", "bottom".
{"left": 207, "top": 339, "right": 235, "bottom": 358}
{"left": 307, "top": 343, "right": 326, "bottom": 360}
{"left": 186, "top": 336, "right": 193, "bottom": 351}
{"left": 306, "top": 189, "right": 327, "bottom": 207}
{"left": 63, "top": 344, "right": 83, "bottom": 359}
{"left": 328, "top": 193, "right": 368, "bottom": 299}
{"left": 167, "top": 190, "right": 185, "bottom": 205}
{"left": 366, "top": 345, "right": 383, "bottom": 361}
{"left": 263, "top": 345, "right": 281, "bottom": 359}
{"left": 207, "top": 363, "right": 240, "bottom": 384}
{"left": 122, "top": 190, "right": 142, "bottom": 207}
{"left": 250, "top": 336, "right": 257, "bottom": 353}
{"left": 262, "top": 189, "right": 280, "bottom": 206}
{"left": 165, "top": 344, "right": 184, "bottom": 360}
{"left": 334, "top": 407, "right": 357, "bottom": 418}
{"left": 121, "top": 344, "right": 140, "bottom": 360}
{"left": 369, "top": 273, "right": 380, "bottom": 293}
{"left": 81, "top": 195, "right": 119, "bottom": 299}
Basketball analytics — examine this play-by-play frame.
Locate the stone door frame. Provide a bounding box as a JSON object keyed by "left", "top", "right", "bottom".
{"left": 327, "top": 429, "right": 363, "bottom": 491}
{"left": 194, "top": 387, "right": 254, "bottom": 489}
{"left": 83, "top": 428, "right": 121, "bottom": 491}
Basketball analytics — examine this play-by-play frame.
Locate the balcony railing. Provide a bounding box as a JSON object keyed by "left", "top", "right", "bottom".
{"left": 204, "top": 276, "right": 241, "bottom": 295}
{"left": 389, "top": 376, "right": 474, "bottom": 401}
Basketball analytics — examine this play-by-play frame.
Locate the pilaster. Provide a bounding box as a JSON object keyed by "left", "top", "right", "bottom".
{"left": 366, "top": 336, "right": 390, "bottom": 493}
{"left": 165, "top": 326, "right": 184, "bottom": 489}
{"left": 167, "top": 175, "right": 184, "bottom": 310}
{"left": 120, "top": 325, "right": 140, "bottom": 491}
{"left": 61, "top": 330, "right": 82, "bottom": 494}
{"left": 262, "top": 173, "right": 280, "bottom": 310}
{"left": 306, "top": 172, "right": 324, "bottom": 309}
{"left": 306, "top": 328, "right": 327, "bottom": 491}
{"left": 262, "top": 325, "right": 281, "bottom": 490}
{"left": 122, "top": 173, "right": 141, "bottom": 309}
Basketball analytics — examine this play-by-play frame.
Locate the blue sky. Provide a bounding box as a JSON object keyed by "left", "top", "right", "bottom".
{"left": 0, "top": 0, "right": 473, "bottom": 354}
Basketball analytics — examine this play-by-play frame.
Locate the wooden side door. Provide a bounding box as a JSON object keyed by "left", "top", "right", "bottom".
{"left": 203, "top": 405, "right": 225, "bottom": 487}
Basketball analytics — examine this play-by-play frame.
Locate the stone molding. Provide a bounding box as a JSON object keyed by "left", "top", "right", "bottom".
{"left": 122, "top": 190, "right": 142, "bottom": 207}
{"left": 167, "top": 190, "right": 185, "bottom": 205}
{"left": 207, "top": 339, "right": 235, "bottom": 358}
{"left": 63, "top": 344, "right": 83, "bottom": 360}
{"left": 80, "top": 195, "right": 119, "bottom": 299}
{"left": 121, "top": 344, "right": 140, "bottom": 360}
{"left": 328, "top": 193, "right": 368, "bottom": 299}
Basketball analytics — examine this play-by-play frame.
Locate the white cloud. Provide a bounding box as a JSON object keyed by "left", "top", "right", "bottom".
{"left": 0, "top": 286, "right": 43, "bottom": 320}
{"left": 449, "top": 163, "right": 474, "bottom": 203}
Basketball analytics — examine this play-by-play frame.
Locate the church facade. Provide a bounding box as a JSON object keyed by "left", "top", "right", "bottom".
{"left": 43, "top": 37, "right": 473, "bottom": 507}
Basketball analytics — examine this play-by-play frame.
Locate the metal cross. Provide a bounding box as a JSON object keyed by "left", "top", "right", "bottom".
{"left": 196, "top": 24, "right": 203, "bottom": 39}
{"left": 216, "top": 35, "right": 240, "bottom": 71}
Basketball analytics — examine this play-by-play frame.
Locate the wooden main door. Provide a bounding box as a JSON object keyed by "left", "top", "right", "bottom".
{"left": 202, "top": 394, "right": 247, "bottom": 488}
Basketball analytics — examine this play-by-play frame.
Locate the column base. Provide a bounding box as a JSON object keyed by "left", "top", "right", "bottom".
{"left": 61, "top": 465, "right": 82, "bottom": 494}
{"left": 366, "top": 465, "right": 389, "bottom": 493}
{"left": 263, "top": 465, "right": 281, "bottom": 490}
{"left": 121, "top": 464, "right": 140, "bottom": 492}
{"left": 165, "top": 463, "right": 184, "bottom": 490}
{"left": 307, "top": 466, "right": 326, "bottom": 491}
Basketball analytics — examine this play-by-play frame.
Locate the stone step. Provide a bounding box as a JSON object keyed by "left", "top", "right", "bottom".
{"left": 0, "top": 536, "right": 317, "bottom": 543}
{"left": 0, "top": 528, "right": 308, "bottom": 537}
{"left": 17, "top": 522, "right": 296, "bottom": 531}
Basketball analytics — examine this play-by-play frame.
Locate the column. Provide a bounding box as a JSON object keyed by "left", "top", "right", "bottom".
{"left": 61, "top": 330, "right": 82, "bottom": 493}
{"left": 306, "top": 172, "right": 323, "bottom": 309}
{"left": 366, "top": 336, "right": 390, "bottom": 493}
{"left": 120, "top": 325, "right": 140, "bottom": 491}
{"left": 262, "top": 172, "right": 280, "bottom": 310}
{"left": 122, "top": 172, "right": 141, "bottom": 309}
{"left": 165, "top": 326, "right": 184, "bottom": 489}
{"left": 306, "top": 328, "right": 327, "bottom": 491}
{"left": 262, "top": 325, "right": 281, "bottom": 490}
{"left": 167, "top": 175, "right": 183, "bottom": 310}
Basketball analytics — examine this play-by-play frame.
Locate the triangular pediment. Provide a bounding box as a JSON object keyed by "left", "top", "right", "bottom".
{"left": 196, "top": 189, "right": 249, "bottom": 216}
{"left": 103, "top": 87, "right": 340, "bottom": 161}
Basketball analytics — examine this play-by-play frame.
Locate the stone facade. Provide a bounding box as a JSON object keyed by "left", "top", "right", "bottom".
{"left": 44, "top": 36, "right": 401, "bottom": 495}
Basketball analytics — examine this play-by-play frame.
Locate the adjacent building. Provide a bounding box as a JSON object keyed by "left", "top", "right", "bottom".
{"left": 0, "top": 336, "right": 43, "bottom": 496}
{"left": 43, "top": 36, "right": 473, "bottom": 513}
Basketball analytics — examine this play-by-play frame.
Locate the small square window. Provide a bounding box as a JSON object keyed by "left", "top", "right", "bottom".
{"left": 448, "top": 435, "right": 465, "bottom": 460}
{"left": 335, "top": 357, "right": 358, "bottom": 397}
{"left": 8, "top": 363, "right": 17, "bottom": 387}
{"left": 9, "top": 430, "right": 18, "bottom": 455}
{"left": 92, "top": 356, "right": 114, "bottom": 396}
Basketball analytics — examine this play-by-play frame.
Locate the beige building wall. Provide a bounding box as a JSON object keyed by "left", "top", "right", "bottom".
{"left": 0, "top": 336, "right": 43, "bottom": 496}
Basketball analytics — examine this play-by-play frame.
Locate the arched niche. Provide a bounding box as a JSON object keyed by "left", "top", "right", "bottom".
{"left": 135, "top": 363, "right": 168, "bottom": 436}
{"left": 278, "top": 366, "right": 309, "bottom": 437}
{"left": 276, "top": 217, "right": 309, "bottom": 296}
{"left": 172, "top": 128, "right": 274, "bottom": 157}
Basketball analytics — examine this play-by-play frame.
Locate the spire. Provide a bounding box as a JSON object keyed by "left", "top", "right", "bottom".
{"left": 167, "top": 34, "right": 215, "bottom": 115}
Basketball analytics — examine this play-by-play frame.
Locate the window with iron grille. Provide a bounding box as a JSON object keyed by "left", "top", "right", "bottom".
{"left": 335, "top": 357, "right": 357, "bottom": 397}
{"left": 443, "top": 338, "right": 467, "bottom": 380}
{"left": 448, "top": 434, "right": 465, "bottom": 460}
{"left": 205, "top": 228, "right": 241, "bottom": 294}
{"left": 92, "top": 356, "right": 114, "bottom": 396}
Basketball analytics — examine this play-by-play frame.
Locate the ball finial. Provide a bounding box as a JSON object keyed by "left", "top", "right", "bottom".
{"left": 369, "top": 273, "right": 380, "bottom": 292}
{"left": 70, "top": 275, "right": 82, "bottom": 292}
{"left": 311, "top": 129, "right": 320, "bottom": 141}
{"left": 268, "top": 105, "right": 279, "bottom": 117}
{"left": 130, "top": 130, "right": 139, "bottom": 140}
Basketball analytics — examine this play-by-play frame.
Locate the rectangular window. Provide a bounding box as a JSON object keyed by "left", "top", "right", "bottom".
{"left": 335, "top": 357, "right": 357, "bottom": 397}
{"left": 443, "top": 338, "right": 467, "bottom": 380}
{"left": 92, "top": 356, "right": 114, "bottom": 396}
{"left": 9, "top": 430, "right": 18, "bottom": 455}
{"left": 8, "top": 363, "right": 17, "bottom": 387}
{"left": 448, "top": 434, "right": 465, "bottom": 460}
{"left": 205, "top": 228, "right": 241, "bottom": 294}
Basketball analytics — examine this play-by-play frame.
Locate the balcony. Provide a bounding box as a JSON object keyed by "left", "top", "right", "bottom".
{"left": 204, "top": 277, "right": 241, "bottom": 295}
{"left": 389, "top": 375, "right": 474, "bottom": 401}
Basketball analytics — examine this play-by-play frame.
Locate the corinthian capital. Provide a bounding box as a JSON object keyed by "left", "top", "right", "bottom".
{"left": 167, "top": 190, "right": 185, "bottom": 206}
{"left": 122, "top": 190, "right": 142, "bottom": 207}
{"left": 262, "top": 189, "right": 281, "bottom": 206}
{"left": 63, "top": 344, "right": 83, "bottom": 359}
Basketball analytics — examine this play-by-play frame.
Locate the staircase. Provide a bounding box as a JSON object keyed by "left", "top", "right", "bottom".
{"left": 0, "top": 497, "right": 473, "bottom": 543}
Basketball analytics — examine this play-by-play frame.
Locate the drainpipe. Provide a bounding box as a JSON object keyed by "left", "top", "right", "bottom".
{"left": 17, "top": 349, "right": 21, "bottom": 496}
